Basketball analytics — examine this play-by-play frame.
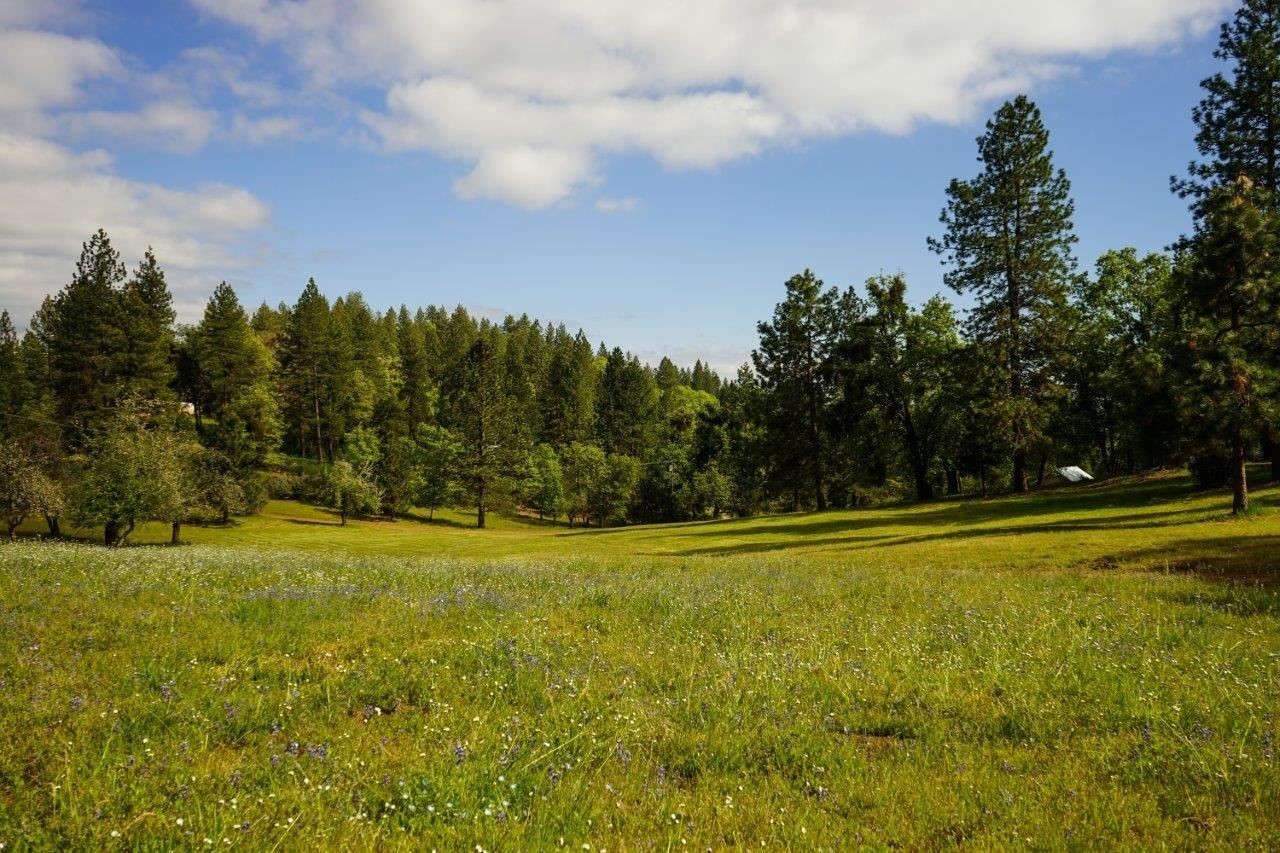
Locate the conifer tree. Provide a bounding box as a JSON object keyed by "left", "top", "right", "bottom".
{"left": 0, "top": 311, "right": 22, "bottom": 440}
{"left": 38, "top": 230, "right": 129, "bottom": 446}
{"left": 397, "top": 306, "right": 433, "bottom": 435}
{"left": 452, "top": 331, "right": 522, "bottom": 528}
{"left": 930, "top": 96, "right": 1078, "bottom": 492}
{"left": 595, "top": 348, "right": 658, "bottom": 458}
{"left": 279, "top": 279, "right": 334, "bottom": 460}
{"left": 118, "top": 248, "right": 176, "bottom": 400}
{"left": 858, "top": 276, "right": 960, "bottom": 501}
{"left": 753, "top": 269, "right": 840, "bottom": 510}
{"left": 1177, "top": 176, "right": 1280, "bottom": 513}
{"left": 1177, "top": 0, "right": 1280, "bottom": 203}
{"left": 191, "top": 282, "right": 281, "bottom": 467}
{"left": 1176, "top": 0, "right": 1280, "bottom": 480}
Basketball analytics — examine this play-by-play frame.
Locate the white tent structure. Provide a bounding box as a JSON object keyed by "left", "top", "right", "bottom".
{"left": 1058, "top": 466, "right": 1094, "bottom": 483}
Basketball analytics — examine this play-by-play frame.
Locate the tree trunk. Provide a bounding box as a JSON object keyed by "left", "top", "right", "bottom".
{"left": 45, "top": 514, "right": 61, "bottom": 537}
{"left": 221, "top": 507, "right": 230, "bottom": 525}
{"left": 1232, "top": 431, "right": 1249, "bottom": 514}
{"left": 170, "top": 522, "right": 181, "bottom": 545}
{"left": 1035, "top": 454, "right": 1047, "bottom": 489}
{"left": 913, "top": 468, "right": 934, "bottom": 502}
{"left": 340, "top": 507, "right": 347, "bottom": 526}
{"left": 1012, "top": 449, "right": 1029, "bottom": 493}
{"left": 477, "top": 484, "right": 487, "bottom": 529}
{"left": 104, "top": 520, "right": 119, "bottom": 547}
{"left": 946, "top": 467, "right": 960, "bottom": 496}
{"left": 313, "top": 380, "right": 324, "bottom": 463}
{"left": 120, "top": 522, "right": 135, "bottom": 544}
{"left": 6, "top": 520, "right": 17, "bottom": 542}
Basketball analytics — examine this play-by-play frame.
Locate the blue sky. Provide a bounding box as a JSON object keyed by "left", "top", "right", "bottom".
{"left": 0, "top": 0, "right": 1236, "bottom": 372}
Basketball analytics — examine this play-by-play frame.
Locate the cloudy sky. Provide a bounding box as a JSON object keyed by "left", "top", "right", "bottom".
{"left": 0, "top": 0, "right": 1235, "bottom": 372}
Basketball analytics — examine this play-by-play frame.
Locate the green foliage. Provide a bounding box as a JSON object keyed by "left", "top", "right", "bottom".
{"left": 448, "top": 332, "right": 526, "bottom": 528}
{"left": 561, "top": 441, "right": 607, "bottom": 527}
{"left": 1178, "top": 0, "right": 1280, "bottom": 202}
{"left": 324, "top": 460, "right": 381, "bottom": 525}
{"left": 595, "top": 347, "right": 659, "bottom": 458}
{"left": 67, "top": 403, "right": 190, "bottom": 545}
{"left": 527, "top": 443, "right": 566, "bottom": 520}
{"left": 851, "top": 275, "right": 961, "bottom": 501}
{"left": 35, "top": 231, "right": 177, "bottom": 447}
{"left": 596, "top": 453, "right": 640, "bottom": 526}
{"left": 188, "top": 282, "right": 281, "bottom": 467}
{"left": 414, "top": 424, "right": 463, "bottom": 519}
{"left": 0, "top": 440, "right": 62, "bottom": 539}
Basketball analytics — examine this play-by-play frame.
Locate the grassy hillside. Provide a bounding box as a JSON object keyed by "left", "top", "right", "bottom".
{"left": 2, "top": 472, "right": 1278, "bottom": 848}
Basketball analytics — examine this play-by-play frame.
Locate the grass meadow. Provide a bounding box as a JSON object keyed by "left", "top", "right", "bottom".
{"left": 2, "top": 471, "right": 1279, "bottom": 848}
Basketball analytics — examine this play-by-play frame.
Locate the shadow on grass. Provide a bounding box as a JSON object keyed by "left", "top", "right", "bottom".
{"left": 1112, "top": 532, "right": 1280, "bottom": 591}
{"left": 396, "top": 511, "right": 474, "bottom": 530}
{"left": 654, "top": 503, "right": 1222, "bottom": 558}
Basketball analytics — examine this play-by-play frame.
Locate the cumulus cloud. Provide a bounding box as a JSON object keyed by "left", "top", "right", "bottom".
{"left": 0, "top": 131, "right": 271, "bottom": 323}
{"left": 193, "top": 0, "right": 1230, "bottom": 208}
{"left": 0, "top": 28, "right": 119, "bottom": 117}
{"left": 0, "top": 8, "right": 274, "bottom": 324}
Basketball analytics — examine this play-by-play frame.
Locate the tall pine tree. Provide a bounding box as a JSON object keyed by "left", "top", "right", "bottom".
{"left": 930, "top": 96, "right": 1077, "bottom": 493}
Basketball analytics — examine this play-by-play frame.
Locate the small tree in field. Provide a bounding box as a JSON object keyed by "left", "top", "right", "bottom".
{"left": 325, "top": 461, "right": 381, "bottom": 525}
{"left": 1, "top": 442, "right": 62, "bottom": 540}
{"left": 561, "top": 442, "right": 607, "bottom": 527}
{"left": 528, "top": 444, "right": 566, "bottom": 520}
{"left": 414, "top": 424, "right": 462, "bottom": 520}
{"left": 68, "top": 404, "right": 188, "bottom": 546}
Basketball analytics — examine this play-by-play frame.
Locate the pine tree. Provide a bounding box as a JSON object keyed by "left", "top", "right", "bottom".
{"left": 1177, "top": 0, "right": 1280, "bottom": 203}
{"left": 38, "top": 229, "right": 129, "bottom": 446}
{"left": 929, "top": 96, "right": 1078, "bottom": 492}
{"left": 595, "top": 348, "right": 658, "bottom": 458}
{"left": 279, "top": 279, "right": 333, "bottom": 460}
{"left": 452, "top": 331, "right": 522, "bottom": 528}
{"left": 118, "top": 248, "right": 176, "bottom": 401}
{"left": 1177, "top": 176, "right": 1280, "bottom": 513}
{"left": 0, "top": 310, "right": 23, "bottom": 440}
{"left": 858, "top": 276, "right": 961, "bottom": 501}
{"left": 1176, "top": 0, "right": 1280, "bottom": 480}
{"left": 191, "top": 282, "right": 281, "bottom": 467}
{"left": 752, "top": 270, "right": 840, "bottom": 510}
{"left": 397, "top": 306, "right": 433, "bottom": 434}
{"left": 542, "top": 330, "right": 597, "bottom": 448}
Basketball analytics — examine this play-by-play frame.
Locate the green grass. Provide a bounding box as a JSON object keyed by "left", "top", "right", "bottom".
{"left": 3, "top": 471, "right": 1279, "bottom": 848}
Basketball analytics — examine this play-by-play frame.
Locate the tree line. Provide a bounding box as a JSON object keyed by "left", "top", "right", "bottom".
{"left": 3, "top": 0, "right": 1280, "bottom": 542}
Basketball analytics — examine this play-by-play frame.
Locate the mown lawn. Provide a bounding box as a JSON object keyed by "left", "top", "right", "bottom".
{"left": 2, "top": 472, "right": 1278, "bottom": 848}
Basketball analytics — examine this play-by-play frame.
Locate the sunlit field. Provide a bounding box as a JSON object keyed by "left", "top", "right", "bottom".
{"left": 3, "top": 471, "right": 1279, "bottom": 848}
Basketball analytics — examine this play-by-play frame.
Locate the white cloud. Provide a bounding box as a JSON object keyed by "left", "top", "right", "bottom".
{"left": 193, "top": 0, "right": 1231, "bottom": 208}
{"left": 0, "top": 130, "right": 271, "bottom": 324}
{"left": 596, "top": 196, "right": 640, "bottom": 214}
{"left": 0, "top": 28, "right": 119, "bottom": 116}
{"left": 64, "top": 101, "right": 218, "bottom": 153}
{"left": 0, "top": 9, "right": 276, "bottom": 324}
{"left": 230, "top": 113, "right": 307, "bottom": 145}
